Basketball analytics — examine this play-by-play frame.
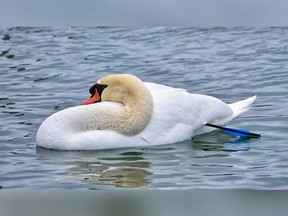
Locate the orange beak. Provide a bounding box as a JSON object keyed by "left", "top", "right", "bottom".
{"left": 81, "top": 89, "right": 101, "bottom": 105}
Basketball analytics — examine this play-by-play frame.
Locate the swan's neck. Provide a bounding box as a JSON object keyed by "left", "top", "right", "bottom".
{"left": 81, "top": 82, "right": 153, "bottom": 136}
{"left": 119, "top": 84, "right": 153, "bottom": 135}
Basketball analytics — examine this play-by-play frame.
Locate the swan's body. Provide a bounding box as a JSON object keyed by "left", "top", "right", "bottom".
{"left": 36, "top": 74, "right": 257, "bottom": 150}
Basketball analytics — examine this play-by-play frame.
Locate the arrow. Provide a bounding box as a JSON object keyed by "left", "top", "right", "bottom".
{"left": 205, "top": 123, "right": 261, "bottom": 138}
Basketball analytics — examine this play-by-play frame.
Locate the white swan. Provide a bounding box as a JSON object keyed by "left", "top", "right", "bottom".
{"left": 36, "top": 74, "right": 257, "bottom": 150}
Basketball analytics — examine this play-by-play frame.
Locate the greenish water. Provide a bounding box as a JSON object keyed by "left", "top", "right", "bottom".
{"left": 0, "top": 27, "right": 288, "bottom": 189}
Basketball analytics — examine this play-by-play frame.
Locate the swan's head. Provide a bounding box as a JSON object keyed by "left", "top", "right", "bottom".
{"left": 81, "top": 74, "right": 145, "bottom": 105}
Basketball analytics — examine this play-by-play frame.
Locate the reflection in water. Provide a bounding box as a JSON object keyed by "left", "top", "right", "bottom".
{"left": 85, "top": 167, "right": 151, "bottom": 189}
{"left": 193, "top": 131, "right": 251, "bottom": 153}
{"left": 36, "top": 148, "right": 152, "bottom": 189}
{"left": 70, "top": 159, "right": 151, "bottom": 188}
{"left": 35, "top": 132, "right": 252, "bottom": 189}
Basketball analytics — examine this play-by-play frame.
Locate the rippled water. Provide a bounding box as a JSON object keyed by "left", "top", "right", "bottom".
{"left": 1, "top": 27, "right": 288, "bottom": 189}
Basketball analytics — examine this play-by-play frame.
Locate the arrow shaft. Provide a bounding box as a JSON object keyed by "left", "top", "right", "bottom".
{"left": 205, "top": 123, "right": 261, "bottom": 138}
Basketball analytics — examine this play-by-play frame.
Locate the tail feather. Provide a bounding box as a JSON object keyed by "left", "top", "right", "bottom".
{"left": 194, "top": 95, "right": 257, "bottom": 136}
{"left": 229, "top": 95, "right": 257, "bottom": 119}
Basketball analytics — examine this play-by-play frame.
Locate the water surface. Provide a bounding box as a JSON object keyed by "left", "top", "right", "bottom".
{"left": 0, "top": 27, "right": 288, "bottom": 189}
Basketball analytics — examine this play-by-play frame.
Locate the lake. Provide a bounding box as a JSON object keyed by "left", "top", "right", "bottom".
{"left": 0, "top": 27, "right": 288, "bottom": 189}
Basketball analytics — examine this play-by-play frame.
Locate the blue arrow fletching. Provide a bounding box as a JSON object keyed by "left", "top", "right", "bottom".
{"left": 222, "top": 127, "right": 251, "bottom": 138}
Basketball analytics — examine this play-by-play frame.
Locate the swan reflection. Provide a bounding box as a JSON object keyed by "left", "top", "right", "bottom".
{"left": 36, "top": 148, "right": 152, "bottom": 189}
{"left": 36, "top": 133, "right": 251, "bottom": 189}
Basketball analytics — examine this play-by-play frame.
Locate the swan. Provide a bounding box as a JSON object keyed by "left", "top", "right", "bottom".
{"left": 36, "top": 74, "right": 257, "bottom": 150}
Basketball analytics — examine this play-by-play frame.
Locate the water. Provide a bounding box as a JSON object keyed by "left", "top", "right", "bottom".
{"left": 0, "top": 27, "right": 288, "bottom": 190}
